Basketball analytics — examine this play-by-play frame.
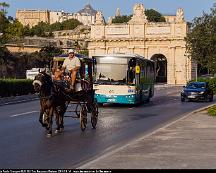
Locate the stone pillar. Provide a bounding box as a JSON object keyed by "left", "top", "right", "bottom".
{"left": 168, "top": 47, "right": 176, "bottom": 84}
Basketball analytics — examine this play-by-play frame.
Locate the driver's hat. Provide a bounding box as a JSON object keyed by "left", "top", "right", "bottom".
{"left": 68, "top": 49, "right": 75, "bottom": 54}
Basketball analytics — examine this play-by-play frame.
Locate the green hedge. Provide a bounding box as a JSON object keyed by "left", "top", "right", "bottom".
{"left": 190, "top": 77, "right": 216, "bottom": 94}
{"left": 0, "top": 79, "right": 35, "bottom": 97}
{"left": 208, "top": 105, "right": 216, "bottom": 117}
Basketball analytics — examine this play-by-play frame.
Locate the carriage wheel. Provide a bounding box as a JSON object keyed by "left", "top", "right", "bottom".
{"left": 91, "top": 102, "right": 98, "bottom": 129}
{"left": 80, "top": 105, "right": 87, "bottom": 131}
{"left": 75, "top": 103, "right": 81, "bottom": 118}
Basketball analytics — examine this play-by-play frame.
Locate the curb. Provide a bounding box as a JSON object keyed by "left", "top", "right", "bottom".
{"left": 0, "top": 94, "right": 39, "bottom": 106}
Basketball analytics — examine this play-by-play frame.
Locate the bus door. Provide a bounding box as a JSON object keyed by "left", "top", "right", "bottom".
{"left": 135, "top": 64, "right": 142, "bottom": 102}
{"left": 128, "top": 59, "right": 141, "bottom": 102}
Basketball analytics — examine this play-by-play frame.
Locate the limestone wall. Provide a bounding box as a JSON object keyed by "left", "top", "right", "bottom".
{"left": 16, "top": 10, "right": 50, "bottom": 27}
{"left": 88, "top": 4, "right": 194, "bottom": 84}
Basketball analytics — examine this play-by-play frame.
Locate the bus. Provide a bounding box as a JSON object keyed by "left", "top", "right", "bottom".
{"left": 93, "top": 53, "right": 155, "bottom": 105}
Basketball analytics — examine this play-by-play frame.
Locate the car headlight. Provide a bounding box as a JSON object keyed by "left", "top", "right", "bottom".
{"left": 199, "top": 91, "right": 205, "bottom": 94}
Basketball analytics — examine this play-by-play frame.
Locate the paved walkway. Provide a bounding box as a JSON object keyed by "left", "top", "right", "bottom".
{"left": 0, "top": 94, "right": 38, "bottom": 106}
{"left": 79, "top": 105, "right": 216, "bottom": 169}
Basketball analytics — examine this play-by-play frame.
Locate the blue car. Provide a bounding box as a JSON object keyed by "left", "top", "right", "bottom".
{"left": 181, "top": 82, "right": 214, "bottom": 102}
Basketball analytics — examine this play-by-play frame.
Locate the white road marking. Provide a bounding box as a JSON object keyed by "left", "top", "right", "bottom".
{"left": 10, "top": 111, "right": 39, "bottom": 117}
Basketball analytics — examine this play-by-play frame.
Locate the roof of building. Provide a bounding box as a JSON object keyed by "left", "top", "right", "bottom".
{"left": 77, "top": 4, "right": 97, "bottom": 16}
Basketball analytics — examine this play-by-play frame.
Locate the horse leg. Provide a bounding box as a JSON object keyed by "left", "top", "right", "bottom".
{"left": 59, "top": 113, "right": 64, "bottom": 132}
{"left": 60, "top": 103, "right": 67, "bottom": 130}
{"left": 54, "top": 107, "right": 61, "bottom": 134}
{"left": 39, "top": 109, "right": 47, "bottom": 128}
{"left": 55, "top": 104, "right": 65, "bottom": 133}
{"left": 58, "top": 103, "right": 67, "bottom": 132}
{"left": 46, "top": 107, "right": 53, "bottom": 137}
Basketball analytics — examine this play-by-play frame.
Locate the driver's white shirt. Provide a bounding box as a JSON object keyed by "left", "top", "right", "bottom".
{"left": 62, "top": 56, "right": 81, "bottom": 71}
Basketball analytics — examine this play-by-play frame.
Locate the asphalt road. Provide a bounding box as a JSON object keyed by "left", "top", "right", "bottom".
{"left": 0, "top": 85, "right": 215, "bottom": 169}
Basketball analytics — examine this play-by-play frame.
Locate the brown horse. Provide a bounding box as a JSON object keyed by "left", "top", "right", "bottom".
{"left": 33, "top": 71, "right": 67, "bottom": 137}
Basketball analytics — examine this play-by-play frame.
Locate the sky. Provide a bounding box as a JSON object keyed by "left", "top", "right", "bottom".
{"left": 3, "top": 0, "right": 216, "bottom": 22}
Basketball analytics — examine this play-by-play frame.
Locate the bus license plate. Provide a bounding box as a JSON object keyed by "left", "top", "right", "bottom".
{"left": 107, "top": 98, "right": 116, "bottom": 102}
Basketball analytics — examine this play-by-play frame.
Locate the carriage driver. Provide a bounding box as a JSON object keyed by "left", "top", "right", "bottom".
{"left": 61, "top": 49, "right": 81, "bottom": 91}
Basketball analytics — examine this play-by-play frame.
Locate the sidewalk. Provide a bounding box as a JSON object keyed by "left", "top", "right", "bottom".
{"left": 79, "top": 105, "right": 216, "bottom": 169}
{"left": 0, "top": 94, "right": 38, "bottom": 106}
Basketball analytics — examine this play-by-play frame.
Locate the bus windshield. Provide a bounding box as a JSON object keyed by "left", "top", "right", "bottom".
{"left": 94, "top": 56, "right": 130, "bottom": 85}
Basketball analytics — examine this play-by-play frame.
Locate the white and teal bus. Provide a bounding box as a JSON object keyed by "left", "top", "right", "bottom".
{"left": 93, "top": 53, "right": 155, "bottom": 105}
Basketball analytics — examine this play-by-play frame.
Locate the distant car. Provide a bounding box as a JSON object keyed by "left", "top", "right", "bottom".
{"left": 181, "top": 82, "right": 214, "bottom": 102}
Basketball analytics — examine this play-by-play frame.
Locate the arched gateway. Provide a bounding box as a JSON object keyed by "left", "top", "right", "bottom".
{"left": 88, "top": 4, "right": 196, "bottom": 85}
{"left": 151, "top": 54, "right": 167, "bottom": 83}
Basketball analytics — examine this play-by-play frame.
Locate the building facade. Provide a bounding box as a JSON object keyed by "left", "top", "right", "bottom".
{"left": 88, "top": 4, "right": 196, "bottom": 85}
{"left": 16, "top": 4, "right": 97, "bottom": 27}
{"left": 16, "top": 9, "right": 50, "bottom": 27}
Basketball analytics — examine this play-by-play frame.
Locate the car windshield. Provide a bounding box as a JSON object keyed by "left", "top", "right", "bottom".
{"left": 186, "top": 83, "right": 206, "bottom": 89}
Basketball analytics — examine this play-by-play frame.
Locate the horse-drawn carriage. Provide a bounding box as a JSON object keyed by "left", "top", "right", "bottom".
{"left": 33, "top": 53, "right": 98, "bottom": 136}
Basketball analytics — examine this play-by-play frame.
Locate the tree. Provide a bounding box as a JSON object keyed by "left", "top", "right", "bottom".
{"left": 4, "top": 20, "right": 24, "bottom": 40}
{"left": 145, "top": 9, "right": 166, "bottom": 22}
{"left": 0, "top": 46, "right": 15, "bottom": 78}
{"left": 185, "top": 6, "right": 216, "bottom": 73}
{"left": 112, "top": 15, "right": 132, "bottom": 23}
{"left": 0, "top": 7, "right": 9, "bottom": 33}
{"left": 112, "top": 9, "right": 165, "bottom": 23}
{"left": 39, "top": 45, "right": 64, "bottom": 68}
{"left": 24, "top": 19, "right": 82, "bottom": 37}
{"left": 30, "top": 21, "right": 50, "bottom": 37}
{"left": 0, "top": 2, "right": 9, "bottom": 15}
{"left": 0, "top": 2, "right": 12, "bottom": 44}
{"left": 60, "top": 19, "right": 82, "bottom": 30}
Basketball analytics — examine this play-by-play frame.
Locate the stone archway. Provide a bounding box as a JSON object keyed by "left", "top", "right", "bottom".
{"left": 151, "top": 54, "right": 167, "bottom": 83}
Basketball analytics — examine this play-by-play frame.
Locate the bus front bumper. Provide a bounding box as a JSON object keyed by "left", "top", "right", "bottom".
{"left": 94, "top": 94, "right": 137, "bottom": 104}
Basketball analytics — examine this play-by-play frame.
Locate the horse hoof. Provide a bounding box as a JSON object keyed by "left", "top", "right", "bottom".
{"left": 60, "top": 128, "right": 64, "bottom": 132}
{"left": 55, "top": 129, "right": 60, "bottom": 134}
{"left": 46, "top": 133, "right": 52, "bottom": 137}
{"left": 47, "top": 132, "right": 52, "bottom": 138}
